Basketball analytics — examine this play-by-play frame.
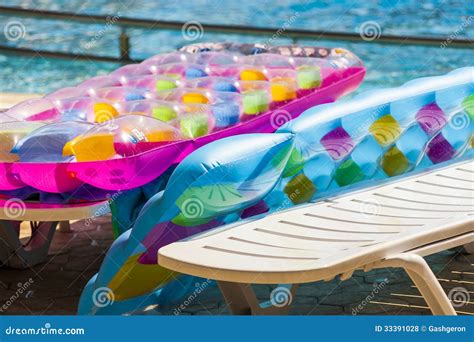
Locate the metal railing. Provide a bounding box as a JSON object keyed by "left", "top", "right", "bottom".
{"left": 0, "top": 6, "right": 472, "bottom": 63}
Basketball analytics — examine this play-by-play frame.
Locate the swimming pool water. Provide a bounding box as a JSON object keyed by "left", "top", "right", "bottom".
{"left": 0, "top": 0, "right": 472, "bottom": 95}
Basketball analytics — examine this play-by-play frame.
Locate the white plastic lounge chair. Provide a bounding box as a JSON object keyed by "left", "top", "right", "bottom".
{"left": 158, "top": 159, "right": 474, "bottom": 315}
{"left": 0, "top": 199, "right": 109, "bottom": 268}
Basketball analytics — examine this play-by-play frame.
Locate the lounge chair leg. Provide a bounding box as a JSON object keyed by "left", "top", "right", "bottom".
{"left": 373, "top": 253, "right": 456, "bottom": 315}
{"left": 463, "top": 242, "right": 474, "bottom": 254}
{"left": 217, "top": 281, "right": 297, "bottom": 315}
{"left": 0, "top": 220, "right": 58, "bottom": 268}
{"left": 218, "top": 281, "right": 254, "bottom": 315}
{"left": 58, "top": 221, "right": 72, "bottom": 233}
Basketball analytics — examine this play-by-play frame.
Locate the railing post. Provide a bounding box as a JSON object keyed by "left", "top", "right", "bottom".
{"left": 119, "top": 27, "right": 130, "bottom": 62}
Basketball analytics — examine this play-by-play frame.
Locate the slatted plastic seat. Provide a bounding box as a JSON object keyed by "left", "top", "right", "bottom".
{"left": 0, "top": 199, "right": 109, "bottom": 268}
{"left": 159, "top": 159, "right": 474, "bottom": 315}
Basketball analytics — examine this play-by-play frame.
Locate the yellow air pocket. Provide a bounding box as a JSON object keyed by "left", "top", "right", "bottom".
{"left": 0, "top": 134, "right": 19, "bottom": 162}
{"left": 108, "top": 254, "right": 179, "bottom": 301}
{"left": 94, "top": 103, "right": 119, "bottom": 123}
{"left": 284, "top": 173, "right": 317, "bottom": 204}
{"left": 240, "top": 69, "right": 267, "bottom": 81}
{"left": 182, "top": 92, "right": 209, "bottom": 104}
{"left": 381, "top": 146, "right": 410, "bottom": 177}
{"left": 369, "top": 114, "right": 402, "bottom": 146}
{"left": 64, "top": 133, "right": 116, "bottom": 162}
{"left": 146, "top": 130, "right": 179, "bottom": 142}
{"left": 271, "top": 77, "right": 296, "bottom": 102}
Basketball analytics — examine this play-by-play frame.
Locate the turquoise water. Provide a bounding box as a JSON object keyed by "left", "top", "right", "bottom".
{"left": 0, "top": 0, "right": 472, "bottom": 94}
